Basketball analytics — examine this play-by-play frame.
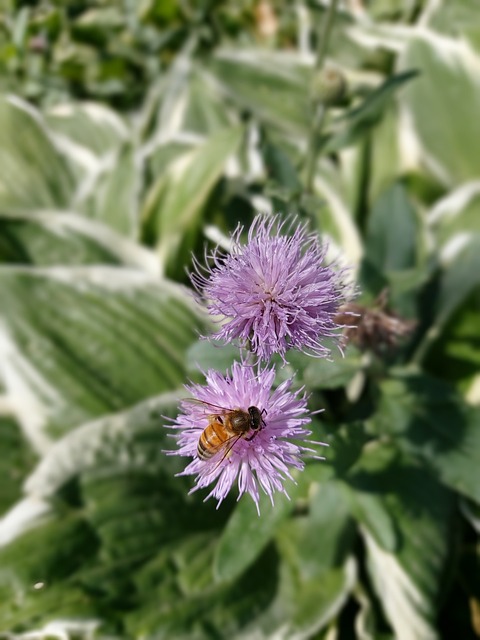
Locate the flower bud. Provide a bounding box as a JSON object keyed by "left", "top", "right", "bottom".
{"left": 311, "top": 65, "right": 347, "bottom": 107}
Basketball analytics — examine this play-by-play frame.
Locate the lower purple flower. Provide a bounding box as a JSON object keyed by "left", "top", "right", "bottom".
{"left": 166, "top": 361, "right": 322, "bottom": 513}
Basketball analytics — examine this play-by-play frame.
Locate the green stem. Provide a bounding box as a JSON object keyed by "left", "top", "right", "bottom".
{"left": 304, "top": 0, "right": 340, "bottom": 194}
{"left": 305, "top": 104, "right": 326, "bottom": 194}
{"left": 315, "top": 0, "right": 340, "bottom": 72}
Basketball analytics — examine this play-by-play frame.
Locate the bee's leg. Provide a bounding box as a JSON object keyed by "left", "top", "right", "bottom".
{"left": 245, "top": 431, "right": 259, "bottom": 442}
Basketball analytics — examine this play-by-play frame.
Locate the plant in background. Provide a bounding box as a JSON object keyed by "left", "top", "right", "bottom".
{"left": 1, "top": 0, "right": 480, "bottom": 638}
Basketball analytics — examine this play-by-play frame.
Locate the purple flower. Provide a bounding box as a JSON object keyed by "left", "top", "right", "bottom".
{"left": 191, "top": 214, "right": 350, "bottom": 362}
{"left": 166, "top": 361, "right": 320, "bottom": 513}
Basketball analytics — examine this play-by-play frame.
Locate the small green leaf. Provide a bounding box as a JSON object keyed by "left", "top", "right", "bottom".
{"left": 324, "top": 70, "right": 419, "bottom": 153}
{"left": 365, "top": 182, "right": 418, "bottom": 272}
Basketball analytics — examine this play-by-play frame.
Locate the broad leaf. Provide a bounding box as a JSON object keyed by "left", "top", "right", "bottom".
{"left": 45, "top": 101, "right": 127, "bottom": 157}
{"left": 84, "top": 142, "right": 141, "bottom": 237}
{"left": 371, "top": 372, "right": 480, "bottom": 503}
{"left": 0, "top": 266, "right": 205, "bottom": 448}
{"left": 415, "top": 235, "right": 480, "bottom": 360}
{"left": 0, "top": 96, "right": 75, "bottom": 209}
{"left": 0, "top": 210, "right": 158, "bottom": 271}
{"left": 365, "top": 182, "right": 418, "bottom": 273}
{"left": 360, "top": 447, "right": 455, "bottom": 640}
{"left": 0, "top": 416, "right": 35, "bottom": 516}
{"left": 399, "top": 36, "right": 480, "bottom": 186}
{"left": 214, "top": 489, "right": 296, "bottom": 584}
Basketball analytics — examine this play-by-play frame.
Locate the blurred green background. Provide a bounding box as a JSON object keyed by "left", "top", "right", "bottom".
{"left": 1, "top": 0, "right": 480, "bottom": 638}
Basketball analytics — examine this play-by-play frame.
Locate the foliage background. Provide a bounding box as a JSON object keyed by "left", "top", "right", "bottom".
{"left": 1, "top": 0, "right": 480, "bottom": 638}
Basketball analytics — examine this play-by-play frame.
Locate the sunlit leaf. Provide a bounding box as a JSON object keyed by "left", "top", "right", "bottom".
{"left": 0, "top": 266, "right": 204, "bottom": 448}
{"left": 362, "top": 449, "right": 455, "bottom": 640}
{"left": 142, "top": 126, "right": 243, "bottom": 276}
{"left": 399, "top": 36, "right": 480, "bottom": 186}
{"left": 0, "top": 209, "right": 159, "bottom": 271}
{"left": 0, "top": 96, "right": 75, "bottom": 209}
{"left": 209, "top": 50, "right": 311, "bottom": 136}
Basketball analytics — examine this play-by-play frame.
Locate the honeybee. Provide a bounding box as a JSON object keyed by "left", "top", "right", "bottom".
{"left": 197, "top": 404, "right": 265, "bottom": 462}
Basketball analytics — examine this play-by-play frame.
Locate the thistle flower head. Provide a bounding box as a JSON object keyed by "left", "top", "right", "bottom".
{"left": 166, "top": 361, "right": 318, "bottom": 513}
{"left": 191, "top": 214, "right": 350, "bottom": 362}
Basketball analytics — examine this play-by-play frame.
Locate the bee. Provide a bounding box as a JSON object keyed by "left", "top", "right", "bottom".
{"left": 197, "top": 404, "right": 265, "bottom": 462}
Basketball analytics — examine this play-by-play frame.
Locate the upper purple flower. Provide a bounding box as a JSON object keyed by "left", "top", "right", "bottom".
{"left": 191, "top": 214, "right": 350, "bottom": 362}
{"left": 166, "top": 361, "right": 319, "bottom": 513}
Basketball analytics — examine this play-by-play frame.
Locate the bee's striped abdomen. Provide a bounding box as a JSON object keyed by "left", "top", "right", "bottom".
{"left": 197, "top": 420, "right": 228, "bottom": 460}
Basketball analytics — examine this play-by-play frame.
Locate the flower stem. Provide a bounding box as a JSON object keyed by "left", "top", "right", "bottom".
{"left": 304, "top": 0, "right": 340, "bottom": 193}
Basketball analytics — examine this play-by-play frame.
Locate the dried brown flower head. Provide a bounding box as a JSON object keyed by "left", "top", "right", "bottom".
{"left": 335, "top": 289, "right": 416, "bottom": 354}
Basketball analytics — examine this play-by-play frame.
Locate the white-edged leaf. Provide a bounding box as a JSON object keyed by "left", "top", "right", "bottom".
{"left": 82, "top": 142, "right": 142, "bottom": 237}
{"left": 359, "top": 449, "right": 455, "bottom": 640}
{"left": 142, "top": 125, "right": 243, "bottom": 270}
{"left": 0, "top": 496, "right": 52, "bottom": 547}
{"left": 0, "top": 209, "right": 160, "bottom": 274}
{"left": 0, "top": 266, "right": 205, "bottom": 452}
{"left": 0, "top": 96, "right": 75, "bottom": 209}
{"left": 208, "top": 49, "right": 312, "bottom": 136}
{"left": 24, "top": 390, "right": 183, "bottom": 499}
{"left": 399, "top": 34, "right": 480, "bottom": 186}
{"left": 428, "top": 180, "right": 480, "bottom": 247}
{"left": 45, "top": 101, "right": 128, "bottom": 158}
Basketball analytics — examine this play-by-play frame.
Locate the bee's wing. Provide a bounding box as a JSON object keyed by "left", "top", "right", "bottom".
{"left": 183, "top": 397, "right": 233, "bottom": 415}
{"left": 204, "top": 432, "right": 243, "bottom": 474}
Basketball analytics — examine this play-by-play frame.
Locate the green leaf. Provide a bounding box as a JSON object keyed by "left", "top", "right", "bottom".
{"left": 365, "top": 182, "right": 418, "bottom": 273}
{"left": 276, "top": 480, "right": 356, "bottom": 576}
{"left": 343, "top": 445, "right": 399, "bottom": 553}
{"left": 429, "top": 182, "right": 480, "bottom": 249}
{"left": 399, "top": 36, "right": 480, "bottom": 186}
{"left": 324, "top": 70, "right": 419, "bottom": 154}
{"left": 302, "top": 347, "right": 363, "bottom": 390}
{"left": 371, "top": 372, "right": 480, "bottom": 503}
{"left": 0, "top": 96, "right": 75, "bottom": 209}
{"left": 242, "top": 554, "right": 356, "bottom": 639}
{"left": 182, "top": 68, "right": 233, "bottom": 134}
{"left": 23, "top": 391, "right": 184, "bottom": 499}
{"left": 186, "top": 340, "right": 239, "bottom": 377}
{"left": 0, "top": 266, "right": 205, "bottom": 446}
{"left": 415, "top": 235, "right": 480, "bottom": 360}
{"left": 142, "top": 126, "right": 243, "bottom": 276}
{"left": 359, "top": 447, "right": 456, "bottom": 640}
{"left": 0, "top": 513, "right": 98, "bottom": 590}
{"left": 126, "top": 540, "right": 279, "bottom": 639}
{"left": 0, "top": 416, "right": 35, "bottom": 515}
{"left": 214, "top": 489, "right": 296, "bottom": 584}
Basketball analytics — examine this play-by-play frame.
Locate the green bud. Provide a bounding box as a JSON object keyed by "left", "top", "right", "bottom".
{"left": 311, "top": 65, "right": 347, "bottom": 107}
